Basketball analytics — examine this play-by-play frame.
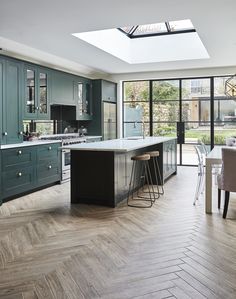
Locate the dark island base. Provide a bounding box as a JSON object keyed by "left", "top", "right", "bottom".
{"left": 71, "top": 140, "right": 177, "bottom": 207}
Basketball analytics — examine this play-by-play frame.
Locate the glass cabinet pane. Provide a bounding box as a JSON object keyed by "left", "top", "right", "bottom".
{"left": 39, "top": 72, "right": 47, "bottom": 114}
{"left": 26, "top": 69, "right": 36, "bottom": 114}
{"left": 85, "top": 83, "right": 91, "bottom": 114}
{"left": 78, "top": 83, "right": 83, "bottom": 116}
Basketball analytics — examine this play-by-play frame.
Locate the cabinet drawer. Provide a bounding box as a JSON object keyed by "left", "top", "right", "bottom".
{"left": 37, "top": 161, "right": 61, "bottom": 186}
{"left": 2, "top": 147, "right": 35, "bottom": 170}
{"left": 37, "top": 143, "right": 60, "bottom": 160}
{"left": 2, "top": 166, "right": 35, "bottom": 198}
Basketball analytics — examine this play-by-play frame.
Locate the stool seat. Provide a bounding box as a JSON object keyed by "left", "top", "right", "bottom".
{"left": 127, "top": 153, "right": 155, "bottom": 208}
{"left": 145, "top": 151, "right": 159, "bottom": 157}
{"left": 131, "top": 154, "right": 150, "bottom": 161}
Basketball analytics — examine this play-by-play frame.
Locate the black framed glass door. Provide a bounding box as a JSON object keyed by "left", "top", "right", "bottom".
{"left": 123, "top": 76, "right": 235, "bottom": 166}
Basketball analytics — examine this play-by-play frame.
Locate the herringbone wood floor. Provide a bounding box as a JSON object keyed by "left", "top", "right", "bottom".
{"left": 0, "top": 167, "right": 236, "bottom": 299}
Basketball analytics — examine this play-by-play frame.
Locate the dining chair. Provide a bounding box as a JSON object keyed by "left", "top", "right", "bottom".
{"left": 193, "top": 145, "right": 205, "bottom": 205}
{"left": 217, "top": 147, "right": 236, "bottom": 218}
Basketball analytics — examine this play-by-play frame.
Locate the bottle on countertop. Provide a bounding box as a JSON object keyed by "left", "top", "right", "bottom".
{"left": 23, "top": 125, "right": 30, "bottom": 141}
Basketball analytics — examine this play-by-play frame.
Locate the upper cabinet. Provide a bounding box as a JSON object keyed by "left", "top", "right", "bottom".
{"left": 51, "top": 71, "right": 75, "bottom": 105}
{"left": 97, "top": 79, "right": 117, "bottom": 102}
{"left": 74, "top": 79, "right": 93, "bottom": 121}
{"left": 23, "top": 64, "right": 50, "bottom": 120}
{"left": 0, "top": 59, "right": 3, "bottom": 144}
{"left": 1, "top": 58, "right": 23, "bottom": 144}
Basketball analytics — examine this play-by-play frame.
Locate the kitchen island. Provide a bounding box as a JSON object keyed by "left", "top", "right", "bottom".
{"left": 64, "top": 137, "right": 177, "bottom": 207}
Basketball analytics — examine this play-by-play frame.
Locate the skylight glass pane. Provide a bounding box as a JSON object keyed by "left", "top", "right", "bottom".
{"left": 169, "top": 19, "right": 194, "bottom": 31}
{"left": 120, "top": 26, "right": 134, "bottom": 34}
{"left": 133, "top": 23, "right": 167, "bottom": 35}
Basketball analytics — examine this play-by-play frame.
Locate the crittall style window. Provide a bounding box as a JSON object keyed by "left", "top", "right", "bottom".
{"left": 123, "top": 76, "right": 235, "bottom": 166}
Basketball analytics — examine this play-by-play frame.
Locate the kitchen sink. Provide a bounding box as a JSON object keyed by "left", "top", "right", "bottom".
{"left": 125, "top": 136, "right": 144, "bottom": 140}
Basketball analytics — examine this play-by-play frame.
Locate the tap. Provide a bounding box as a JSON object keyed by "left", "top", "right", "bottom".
{"left": 142, "top": 121, "right": 145, "bottom": 139}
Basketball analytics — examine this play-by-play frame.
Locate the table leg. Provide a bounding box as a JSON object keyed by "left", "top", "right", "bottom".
{"left": 205, "top": 160, "right": 212, "bottom": 213}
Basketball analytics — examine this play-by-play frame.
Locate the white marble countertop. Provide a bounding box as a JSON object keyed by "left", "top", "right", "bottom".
{"left": 85, "top": 136, "right": 102, "bottom": 139}
{"left": 1, "top": 140, "right": 62, "bottom": 150}
{"left": 63, "top": 137, "right": 176, "bottom": 152}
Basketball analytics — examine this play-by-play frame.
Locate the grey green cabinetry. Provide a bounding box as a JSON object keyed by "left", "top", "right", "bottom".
{"left": 74, "top": 78, "right": 93, "bottom": 120}
{"left": 88, "top": 79, "right": 117, "bottom": 139}
{"left": 163, "top": 139, "right": 177, "bottom": 180}
{"left": 23, "top": 64, "right": 50, "bottom": 120}
{"left": 1, "top": 142, "right": 61, "bottom": 200}
{"left": 0, "top": 58, "right": 3, "bottom": 144}
{"left": 100, "top": 79, "right": 117, "bottom": 102}
{"left": 36, "top": 143, "right": 61, "bottom": 187}
{"left": 1, "top": 147, "right": 35, "bottom": 198}
{"left": 0, "top": 152, "right": 2, "bottom": 206}
{"left": 1, "top": 58, "right": 23, "bottom": 145}
{"left": 51, "top": 71, "right": 75, "bottom": 105}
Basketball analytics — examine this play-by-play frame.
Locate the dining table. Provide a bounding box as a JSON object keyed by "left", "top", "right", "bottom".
{"left": 205, "top": 146, "right": 224, "bottom": 213}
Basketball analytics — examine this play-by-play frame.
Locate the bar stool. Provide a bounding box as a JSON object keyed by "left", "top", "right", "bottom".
{"left": 145, "top": 151, "right": 164, "bottom": 197}
{"left": 127, "top": 154, "right": 156, "bottom": 208}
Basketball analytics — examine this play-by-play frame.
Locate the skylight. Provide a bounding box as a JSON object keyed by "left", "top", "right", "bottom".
{"left": 118, "top": 19, "right": 195, "bottom": 38}
{"left": 72, "top": 18, "right": 209, "bottom": 64}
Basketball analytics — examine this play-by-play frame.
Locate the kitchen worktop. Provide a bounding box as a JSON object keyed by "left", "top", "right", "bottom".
{"left": 0, "top": 136, "right": 102, "bottom": 150}
{"left": 0, "top": 140, "right": 62, "bottom": 150}
{"left": 70, "top": 136, "right": 177, "bottom": 207}
{"left": 63, "top": 137, "right": 176, "bottom": 152}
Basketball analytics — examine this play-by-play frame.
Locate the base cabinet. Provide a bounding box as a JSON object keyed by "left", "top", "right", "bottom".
{"left": 163, "top": 139, "right": 177, "bottom": 180}
{"left": 1, "top": 143, "right": 61, "bottom": 201}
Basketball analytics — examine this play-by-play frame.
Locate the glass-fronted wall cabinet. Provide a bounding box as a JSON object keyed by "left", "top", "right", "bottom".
{"left": 24, "top": 64, "right": 50, "bottom": 120}
{"left": 75, "top": 79, "right": 92, "bottom": 121}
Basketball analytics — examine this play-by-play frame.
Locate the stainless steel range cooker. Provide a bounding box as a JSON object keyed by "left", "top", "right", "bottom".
{"left": 40, "top": 134, "right": 86, "bottom": 182}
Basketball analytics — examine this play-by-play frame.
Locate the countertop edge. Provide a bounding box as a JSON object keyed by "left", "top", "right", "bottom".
{"left": 64, "top": 137, "right": 177, "bottom": 152}
{"left": 1, "top": 140, "right": 62, "bottom": 150}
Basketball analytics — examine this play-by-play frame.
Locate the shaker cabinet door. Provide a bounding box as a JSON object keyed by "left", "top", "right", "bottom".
{"left": 3, "top": 60, "right": 23, "bottom": 144}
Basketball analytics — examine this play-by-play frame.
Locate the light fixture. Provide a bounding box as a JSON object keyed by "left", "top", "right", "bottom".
{"left": 225, "top": 74, "right": 236, "bottom": 98}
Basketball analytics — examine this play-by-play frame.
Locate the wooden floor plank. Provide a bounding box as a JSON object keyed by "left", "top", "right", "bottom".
{"left": 0, "top": 167, "right": 235, "bottom": 298}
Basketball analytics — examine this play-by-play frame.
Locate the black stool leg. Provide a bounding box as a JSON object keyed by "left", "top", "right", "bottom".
{"left": 223, "top": 191, "right": 230, "bottom": 219}
{"left": 155, "top": 156, "right": 164, "bottom": 195}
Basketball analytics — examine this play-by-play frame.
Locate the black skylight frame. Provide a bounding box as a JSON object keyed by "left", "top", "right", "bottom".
{"left": 118, "top": 21, "right": 196, "bottom": 39}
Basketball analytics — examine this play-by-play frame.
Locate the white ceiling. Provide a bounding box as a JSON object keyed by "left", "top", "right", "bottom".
{"left": 0, "top": 0, "right": 236, "bottom": 77}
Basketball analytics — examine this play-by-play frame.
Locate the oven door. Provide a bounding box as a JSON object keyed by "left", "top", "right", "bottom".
{"left": 62, "top": 149, "right": 71, "bottom": 171}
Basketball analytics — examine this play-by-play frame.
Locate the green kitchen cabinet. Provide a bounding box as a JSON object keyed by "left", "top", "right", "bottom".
{"left": 36, "top": 142, "right": 61, "bottom": 187}
{"left": 2, "top": 58, "right": 23, "bottom": 144}
{"left": 0, "top": 58, "right": 3, "bottom": 145}
{"left": 23, "top": 64, "right": 50, "bottom": 120}
{"left": 1, "top": 142, "right": 61, "bottom": 201}
{"left": 87, "top": 79, "right": 117, "bottom": 139}
{"left": 1, "top": 146, "right": 36, "bottom": 198}
{"left": 74, "top": 79, "right": 93, "bottom": 120}
{"left": 0, "top": 151, "right": 2, "bottom": 206}
{"left": 51, "top": 70, "right": 75, "bottom": 105}
{"left": 163, "top": 139, "right": 177, "bottom": 180}
{"left": 100, "top": 79, "right": 117, "bottom": 102}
